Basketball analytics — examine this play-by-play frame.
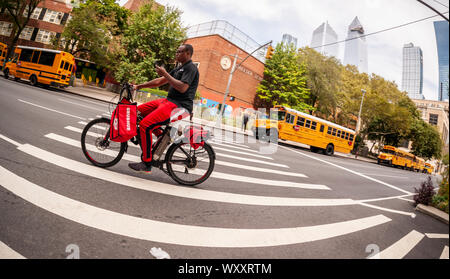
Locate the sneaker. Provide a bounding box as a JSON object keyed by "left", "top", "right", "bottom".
{"left": 128, "top": 162, "right": 152, "bottom": 173}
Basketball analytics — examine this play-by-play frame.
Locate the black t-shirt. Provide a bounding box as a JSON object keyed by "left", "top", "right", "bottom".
{"left": 166, "top": 60, "right": 199, "bottom": 114}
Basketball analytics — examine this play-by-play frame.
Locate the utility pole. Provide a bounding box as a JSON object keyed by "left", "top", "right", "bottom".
{"left": 356, "top": 89, "right": 366, "bottom": 133}
{"left": 216, "top": 40, "right": 273, "bottom": 125}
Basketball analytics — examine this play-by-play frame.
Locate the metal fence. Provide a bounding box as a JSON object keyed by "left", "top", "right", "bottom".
{"left": 187, "top": 20, "right": 267, "bottom": 63}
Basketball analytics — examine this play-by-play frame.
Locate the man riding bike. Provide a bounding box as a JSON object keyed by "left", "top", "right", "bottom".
{"left": 129, "top": 44, "right": 199, "bottom": 173}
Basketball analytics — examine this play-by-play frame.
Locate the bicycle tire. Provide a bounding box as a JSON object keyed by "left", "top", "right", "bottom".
{"left": 81, "top": 118, "right": 127, "bottom": 168}
{"left": 165, "top": 142, "right": 215, "bottom": 186}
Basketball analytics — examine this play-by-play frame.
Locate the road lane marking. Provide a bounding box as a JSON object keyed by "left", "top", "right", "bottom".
{"left": 440, "top": 246, "right": 449, "bottom": 259}
{"left": 0, "top": 241, "right": 26, "bottom": 259}
{"left": 425, "top": 234, "right": 449, "bottom": 239}
{"left": 217, "top": 153, "right": 289, "bottom": 168}
{"left": 65, "top": 126, "right": 307, "bottom": 178}
{"left": 17, "top": 99, "right": 86, "bottom": 120}
{"left": 15, "top": 142, "right": 355, "bottom": 206}
{"left": 358, "top": 202, "right": 416, "bottom": 217}
{"left": 0, "top": 134, "right": 22, "bottom": 147}
{"left": 209, "top": 145, "right": 273, "bottom": 160}
{"left": 209, "top": 141, "right": 259, "bottom": 153}
{"left": 278, "top": 145, "right": 413, "bottom": 195}
{"left": 362, "top": 173, "right": 409, "bottom": 179}
{"left": 358, "top": 194, "right": 415, "bottom": 203}
{"left": 58, "top": 99, "right": 108, "bottom": 112}
{"left": 0, "top": 165, "right": 391, "bottom": 247}
{"left": 369, "top": 230, "right": 424, "bottom": 259}
{"left": 45, "top": 133, "right": 324, "bottom": 190}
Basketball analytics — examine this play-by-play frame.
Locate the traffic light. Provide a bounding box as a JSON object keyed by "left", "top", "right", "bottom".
{"left": 265, "top": 45, "right": 274, "bottom": 59}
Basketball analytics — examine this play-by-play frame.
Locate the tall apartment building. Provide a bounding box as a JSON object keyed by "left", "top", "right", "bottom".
{"left": 343, "top": 16, "right": 368, "bottom": 73}
{"left": 310, "top": 21, "right": 338, "bottom": 58}
{"left": 433, "top": 21, "right": 449, "bottom": 101}
{"left": 281, "top": 33, "right": 298, "bottom": 49}
{"left": 0, "top": 0, "right": 73, "bottom": 48}
{"left": 402, "top": 43, "right": 424, "bottom": 100}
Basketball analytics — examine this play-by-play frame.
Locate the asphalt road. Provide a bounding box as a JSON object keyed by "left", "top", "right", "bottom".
{"left": 0, "top": 77, "right": 448, "bottom": 259}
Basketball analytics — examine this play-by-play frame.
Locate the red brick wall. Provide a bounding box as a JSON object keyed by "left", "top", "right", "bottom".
{"left": 185, "top": 35, "right": 265, "bottom": 109}
{"left": 38, "top": 0, "right": 72, "bottom": 14}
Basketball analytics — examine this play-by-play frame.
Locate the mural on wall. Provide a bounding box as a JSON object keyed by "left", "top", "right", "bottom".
{"left": 200, "top": 98, "right": 233, "bottom": 117}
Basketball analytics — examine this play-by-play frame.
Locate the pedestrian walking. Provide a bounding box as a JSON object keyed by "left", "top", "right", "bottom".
{"left": 242, "top": 111, "right": 249, "bottom": 131}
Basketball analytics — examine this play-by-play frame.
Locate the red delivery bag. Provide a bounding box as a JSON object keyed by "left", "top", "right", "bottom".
{"left": 183, "top": 125, "right": 210, "bottom": 150}
{"left": 110, "top": 98, "right": 137, "bottom": 142}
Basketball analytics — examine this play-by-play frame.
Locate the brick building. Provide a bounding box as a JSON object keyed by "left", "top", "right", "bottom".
{"left": 0, "top": 0, "right": 73, "bottom": 48}
{"left": 186, "top": 20, "right": 267, "bottom": 113}
{"left": 412, "top": 99, "right": 449, "bottom": 147}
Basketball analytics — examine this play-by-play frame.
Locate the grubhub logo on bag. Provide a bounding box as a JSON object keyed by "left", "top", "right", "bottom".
{"left": 110, "top": 100, "right": 137, "bottom": 142}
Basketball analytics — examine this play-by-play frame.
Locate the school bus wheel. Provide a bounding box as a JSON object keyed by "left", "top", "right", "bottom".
{"left": 325, "top": 144, "right": 334, "bottom": 156}
{"left": 3, "top": 68, "right": 9, "bottom": 79}
{"left": 30, "top": 75, "right": 38, "bottom": 86}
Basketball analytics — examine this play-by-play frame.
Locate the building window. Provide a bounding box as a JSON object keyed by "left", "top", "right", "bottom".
{"left": 35, "top": 29, "right": 56, "bottom": 44}
{"left": 429, "top": 114, "right": 438, "bottom": 125}
{"left": 43, "top": 10, "right": 63, "bottom": 25}
{"left": 0, "top": 21, "right": 13, "bottom": 36}
{"left": 23, "top": 7, "right": 42, "bottom": 19}
{"left": 19, "top": 26, "right": 34, "bottom": 40}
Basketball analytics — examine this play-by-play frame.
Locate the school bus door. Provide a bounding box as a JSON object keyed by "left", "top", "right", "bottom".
{"left": 279, "top": 112, "right": 296, "bottom": 140}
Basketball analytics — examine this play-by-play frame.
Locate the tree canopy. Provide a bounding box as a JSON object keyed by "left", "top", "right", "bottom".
{"left": 255, "top": 43, "right": 313, "bottom": 112}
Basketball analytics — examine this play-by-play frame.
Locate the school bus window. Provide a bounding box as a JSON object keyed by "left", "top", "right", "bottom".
{"left": 64, "top": 61, "right": 69, "bottom": 70}
{"left": 60, "top": 60, "right": 64, "bottom": 68}
{"left": 337, "top": 130, "right": 341, "bottom": 138}
{"left": 311, "top": 121, "right": 317, "bottom": 130}
{"left": 297, "top": 117, "right": 305, "bottom": 126}
{"left": 31, "top": 51, "right": 40, "bottom": 63}
{"left": 332, "top": 128, "right": 337, "bottom": 136}
{"left": 286, "top": 113, "right": 295, "bottom": 124}
{"left": 319, "top": 124, "right": 324, "bottom": 132}
{"left": 349, "top": 134, "right": 354, "bottom": 141}
{"left": 341, "top": 132, "right": 346, "bottom": 139}
{"left": 305, "top": 119, "right": 311, "bottom": 128}
{"left": 69, "top": 64, "right": 72, "bottom": 71}
{"left": 345, "top": 133, "right": 349, "bottom": 140}
{"left": 19, "top": 49, "right": 33, "bottom": 62}
{"left": 270, "top": 110, "right": 286, "bottom": 121}
{"left": 327, "top": 126, "right": 332, "bottom": 134}
{"left": 39, "top": 52, "right": 56, "bottom": 66}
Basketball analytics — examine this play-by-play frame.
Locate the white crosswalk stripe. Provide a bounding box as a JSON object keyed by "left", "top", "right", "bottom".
{"left": 45, "top": 133, "right": 325, "bottom": 190}
{"left": 0, "top": 165, "right": 391, "bottom": 248}
{"left": 440, "top": 246, "right": 449, "bottom": 259}
{"left": 65, "top": 126, "right": 305, "bottom": 177}
{"left": 369, "top": 230, "right": 425, "bottom": 259}
{"left": 0, "top": 241, "right": 26, "bottom": 259}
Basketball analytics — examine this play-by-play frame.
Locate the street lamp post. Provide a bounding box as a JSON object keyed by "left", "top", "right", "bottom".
{"left": 215, "top": 40, "right": 272, "bottom": 125}
{"left": 356, "top": 89, "right": 366, "bottom": 133}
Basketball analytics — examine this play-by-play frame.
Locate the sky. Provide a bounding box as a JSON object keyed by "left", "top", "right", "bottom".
{"left": 118, "top": 0, "right": 449, "bottom": 101}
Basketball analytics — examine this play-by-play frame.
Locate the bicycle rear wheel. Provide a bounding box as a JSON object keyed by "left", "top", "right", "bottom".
{"left": 81, "top": 118, "right": 127, "bottom": 168}
{"left": 165, "top": 142, "right": 215, "bottom": 186}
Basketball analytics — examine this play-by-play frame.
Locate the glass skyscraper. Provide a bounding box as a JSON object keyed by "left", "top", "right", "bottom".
{"left": 310, "top": 22, "right": 338, "bottom": 58}
{"left": 433, "top": 21, "right": 449, "bottom": 101}
{"left": 343, "top": 17, "right": 368, "bottom": 73}
{"left": 282, "top": 34, "right": 298, "bottom": 49}
{"left": 402, "top": 43, "right": 424, "bottom": 100}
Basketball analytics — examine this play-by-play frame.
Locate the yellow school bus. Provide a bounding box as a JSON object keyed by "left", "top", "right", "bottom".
{"left": 378, "top": 145, "right": 403, "bottom": 167}
{"left": 424, "top": 163, "right": 434, "bottom": 174}
{"left": 254, "top": 105, "right": 356, "bottom": 155}
{"left": 0, "top": 42, "right": 7, "bottom": 70}
{"left": 414, "top": 157, "right": 425, "bottom": 172}
{"left": 3, "top": 45, "right": 75, "bottom": 88}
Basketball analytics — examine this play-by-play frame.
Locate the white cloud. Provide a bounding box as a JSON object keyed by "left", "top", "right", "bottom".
{"left": 119, "top": 0, "right": 449, "bottom": 100}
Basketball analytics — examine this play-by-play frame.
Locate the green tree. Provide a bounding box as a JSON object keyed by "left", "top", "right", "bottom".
{"left": 53, "top": 0, "right": 129, "bottom": 67}
{"left": 409, "top": 119, "right": 443, "bottom": 160}
{"left": 114, "top": 0, "right": 186, "bottom": 83}
{"left": 255, "top": 43, "right": 312, "bottom": 112}
{"left": 0, "top": 0, "right": 43, "bottom": 66}
{"left": 297, "top": 47, "right": 342, "bottom": 119}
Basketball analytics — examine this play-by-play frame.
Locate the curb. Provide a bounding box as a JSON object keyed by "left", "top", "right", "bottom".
{"left": 415, "top": 204, "right": 449, "bottom": 224}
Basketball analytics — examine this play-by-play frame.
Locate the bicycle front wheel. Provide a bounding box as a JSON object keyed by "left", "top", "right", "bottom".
{"left": 81, "top": 118, "right": 127, "bottom": 168}
{"left": 165, "top": 142, "right": 215, "bottom": 186}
